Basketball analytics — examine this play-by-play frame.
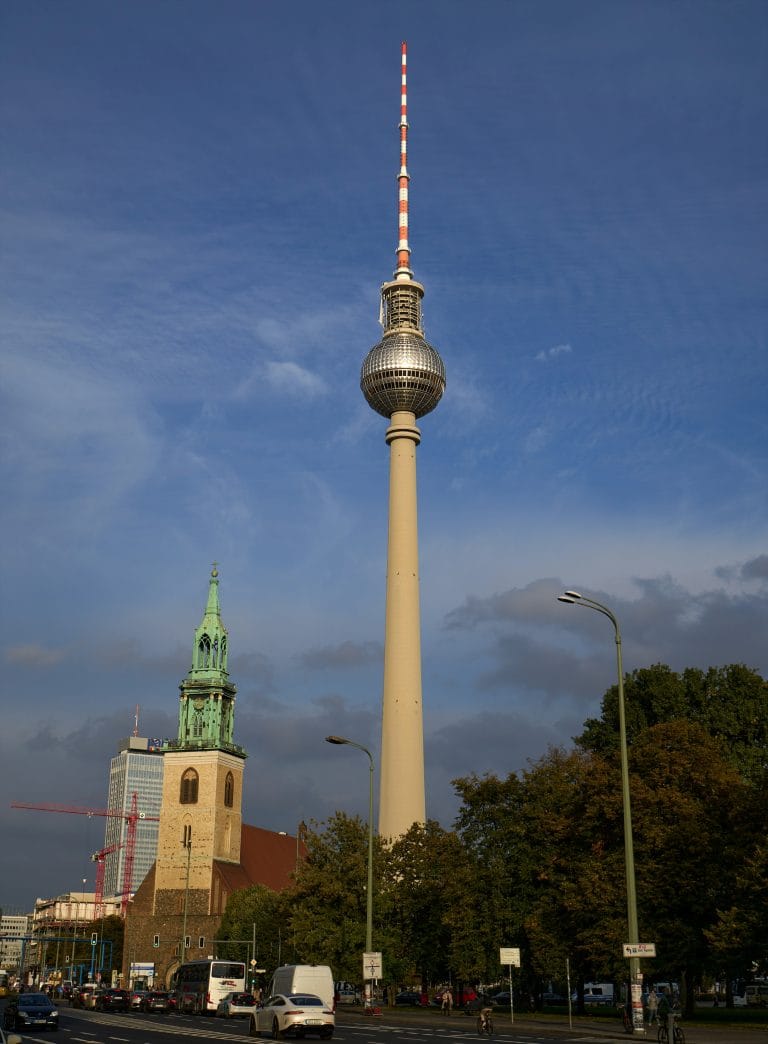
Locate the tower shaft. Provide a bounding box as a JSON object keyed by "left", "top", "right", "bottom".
{"left": 379, "top": 411, "right": 426, "bottom": 838}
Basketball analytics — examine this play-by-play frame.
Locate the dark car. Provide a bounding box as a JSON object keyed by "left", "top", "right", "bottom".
{"left": 140, "top": 990, "right": 171, "bottom": 1013}
{"left": 395, "top": 991, "right": 424, "bottom": 1006}
{"left": 4, "top": 992, "right": 60, "bottom": 1031}
{"left": 98, "top": 988, "right": 131, "bottom": 1012}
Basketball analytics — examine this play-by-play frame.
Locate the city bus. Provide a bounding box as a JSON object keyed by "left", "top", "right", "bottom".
{"left": 172, "top": 959, "right": 246, "bottom": 1014}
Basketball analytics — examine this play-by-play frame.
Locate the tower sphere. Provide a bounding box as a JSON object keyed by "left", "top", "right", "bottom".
{"left": 361, "top": 330, "right": 445, "bottom": 419}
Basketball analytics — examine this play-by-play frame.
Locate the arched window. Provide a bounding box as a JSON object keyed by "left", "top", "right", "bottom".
{"left": 211, "top": 638, "right": 219, "bottom": 667}
{"left": 198, "top": 634, "right": 211, "bottom": 668}
{"left": 180, "top": 768, "right": 199, "bottom": 804}
{"left": 192, "top": 710, "right": 203, "bottom": 738}
{"left": 224, "top": 771, "right": 234, "bottom": 808}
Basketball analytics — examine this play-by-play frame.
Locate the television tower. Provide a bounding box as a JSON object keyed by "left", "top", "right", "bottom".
{"left": 360, "top": 42, "right": 446, "bottom": 839}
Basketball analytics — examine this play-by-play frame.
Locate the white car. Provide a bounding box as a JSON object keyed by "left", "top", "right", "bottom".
{"left": 217, "top": 992, "right": 257, "bottom": 1018}
{"left": 249, "top": 993, "right": 334, "bottom": 1039}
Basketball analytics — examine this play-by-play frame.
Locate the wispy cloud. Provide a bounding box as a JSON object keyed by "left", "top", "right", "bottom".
{"left": 535, "top": 342, "right": 572, "bottom": 362}
{"left": 5, "top": 644, "right": 67, "bottom": 667}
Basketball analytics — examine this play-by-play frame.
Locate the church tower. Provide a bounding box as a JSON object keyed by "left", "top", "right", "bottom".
{"left": 154, "top": 565, "right": 246, "bottom": 901}
{"left": 122, "top": 567, "right": 301, "bottom": 988}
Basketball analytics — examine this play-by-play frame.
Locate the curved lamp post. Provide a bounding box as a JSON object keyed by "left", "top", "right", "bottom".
{"left": 558, "top": 591, "right": 644, "bottom": 1035}
{"left": 325, "top": 735, "right": 374, "bottom": 1005}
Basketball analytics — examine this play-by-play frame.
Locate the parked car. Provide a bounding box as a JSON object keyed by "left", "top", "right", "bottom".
{"left": 140, "top": 990, "right": 171, "bottom": 1013}
{"left": 129, "top": 990, "right": 148, "bottom": 1009}
{"left": 217, "top": 992, "right": 257, "bottom": 1018}
{"left": 395, "top": 991, "right": 424, "bottom": 1006}
{"left": 249, "top": 993, "right": 334, "bottom": 1039}
{"left": 3, "top": 992, "right": 60, "bottom": 1031}
{"left": 97, "top": 989, "right": 131, "bottom": 1012}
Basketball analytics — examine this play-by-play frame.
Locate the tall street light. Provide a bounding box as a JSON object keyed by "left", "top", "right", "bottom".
{"left": 558, "top": 591, "right": 644, "bottom": 1035}
{"left": 325, "top": 735, "right": 374, "bottom": 1004}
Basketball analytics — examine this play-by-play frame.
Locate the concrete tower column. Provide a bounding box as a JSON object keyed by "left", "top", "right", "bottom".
{"left": 379, "top": 410, "right": 426, "bottom": 837}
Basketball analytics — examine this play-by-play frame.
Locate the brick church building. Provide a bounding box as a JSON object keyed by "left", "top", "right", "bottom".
{"left": 122, "top": 567, "right": 301, "bottom": 987}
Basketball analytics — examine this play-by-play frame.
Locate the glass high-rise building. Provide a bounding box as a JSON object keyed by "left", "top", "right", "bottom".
{"left": 103, "top": 738, "right": 164, "bottom": 900}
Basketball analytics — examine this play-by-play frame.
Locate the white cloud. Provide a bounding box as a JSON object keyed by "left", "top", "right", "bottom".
{"left": 535, "top": 342, "right": 572, "bottom": 362}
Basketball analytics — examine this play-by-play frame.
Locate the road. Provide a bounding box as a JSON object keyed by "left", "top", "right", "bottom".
{"left": 2, "top": 1006, "right": 625, "bottom": 1044}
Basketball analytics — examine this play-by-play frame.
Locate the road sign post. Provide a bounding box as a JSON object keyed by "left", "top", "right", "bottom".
{"left": 499, "top": 947, "right": 520, "bottom": 1024}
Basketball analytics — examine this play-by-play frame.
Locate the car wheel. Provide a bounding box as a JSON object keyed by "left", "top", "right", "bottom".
{"left": 272, "top": 1017, "right": 283, "bottom": 1039}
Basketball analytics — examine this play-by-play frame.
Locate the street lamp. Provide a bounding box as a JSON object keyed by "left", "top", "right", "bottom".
{"left": 558, "top": 591, "right": 644, "bottom": 1035}
{"left": 325, "top": 735, "right": 374, "bottom": 1005}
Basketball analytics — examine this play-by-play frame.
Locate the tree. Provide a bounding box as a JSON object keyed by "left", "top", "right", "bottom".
{"left": 288, "top": 813, "right": 385, "bottom": 983}
{"left": 218, "top": 884, "right": 289, "bottom": 976}
{"left": 579, "top": 663, "right": 768, "bottom": 784}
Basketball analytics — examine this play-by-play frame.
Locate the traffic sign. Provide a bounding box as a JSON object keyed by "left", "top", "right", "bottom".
{"left": 623, "top": 942, "right": 656, "bottom": 957}
{"left": 363, "top": 951, "right": 383, "bottom": 979}
{"left": 499, "top": 947, "right": 521, "bottom": 967}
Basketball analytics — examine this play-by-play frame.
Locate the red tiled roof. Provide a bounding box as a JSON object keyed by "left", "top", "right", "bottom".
{"left": 214, "top": 824, "right": 303, "bottom": 894}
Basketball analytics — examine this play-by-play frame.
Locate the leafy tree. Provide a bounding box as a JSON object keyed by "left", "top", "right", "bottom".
{"left": 385, "top": 821, "right": 475, "bottom": 987}
{"left": 218, "top": 884, "right": 290, "bottom": 975}
{"left": 288, "top": 813, "right": 385, "bottom": 983}
{"left": 579, "top": 663, "right": 768, "bottom": 784}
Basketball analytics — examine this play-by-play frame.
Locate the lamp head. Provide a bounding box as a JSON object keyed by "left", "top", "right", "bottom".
{"left": 564, "top": 590, "right": 582, "bottom": 599}
{"left": 558, "top": 595, "right": 576, "bottom": 604}
{"left": 325, "top": 735, "right": 348, "bottom": 746}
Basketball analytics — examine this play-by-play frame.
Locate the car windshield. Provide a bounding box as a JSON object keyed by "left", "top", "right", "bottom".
{"left": 290, "top": 995, "right": 323, "bottom": 1006}
{"left": 21, "top": 994, "right": 50, "bottom": 1005}
{"left": 234, "top": 994, "right": 254, "bottom": 1004}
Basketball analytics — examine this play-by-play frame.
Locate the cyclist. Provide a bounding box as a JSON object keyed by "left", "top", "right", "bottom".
{"left": 476, "top": 1005, "right": 493, "bottom": 1036}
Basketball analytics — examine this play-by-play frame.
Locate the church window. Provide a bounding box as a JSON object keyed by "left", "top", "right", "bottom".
{"left": 182, "top": 824, "right": 192, "bottom": 847}
{"left": 193, "top": 711, "right": 203, "bottom": 738}
{"left": 184, "top": 935, "right": 191, "bottom": 949}
{"left": 224, "top": 772, "right": 234, "bottom": 807}
{"left": 212, "top": 638, "right": 219, "bottom": 667}
{"left": 180, "top": 768, "right": 199, "bottom": 804}
{"left": 198, "top": 634, "right": 211, "bottom": 668}
{"left": 198, "top": 936, "right": 205, "bottom": 949}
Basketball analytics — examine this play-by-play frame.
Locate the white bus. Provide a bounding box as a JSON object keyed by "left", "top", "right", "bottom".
{"left": 173, "top": 959, "right": 246, "bottom": 1014}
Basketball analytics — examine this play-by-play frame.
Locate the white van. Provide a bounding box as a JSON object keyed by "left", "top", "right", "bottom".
{"left": 269, "top": 966, "right": 335, "bottom": 1010}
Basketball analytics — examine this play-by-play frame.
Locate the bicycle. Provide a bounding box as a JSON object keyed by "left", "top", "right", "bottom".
{"left": 619, "top": 1005, "right": 632, "bottom": 1034}
{"left": 657, "top": 1012, "right": 685, "bottom": 1044}
{"left": 476, "top": 1007, "right": 493, "bottom": 1036}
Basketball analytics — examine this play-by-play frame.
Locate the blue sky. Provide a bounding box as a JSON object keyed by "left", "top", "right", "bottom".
{"left": 1, "top": 0, "right": 766, "bottom": 910}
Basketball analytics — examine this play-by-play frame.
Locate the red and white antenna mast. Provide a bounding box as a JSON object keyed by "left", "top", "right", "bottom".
{"left": 395, "top": 41, "right": 412, "bottom": 282}
{"left": 133, "top": 704, "right": 139, "bottom": 737}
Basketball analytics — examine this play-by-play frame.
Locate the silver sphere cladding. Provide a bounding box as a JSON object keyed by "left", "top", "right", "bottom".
{"left": 360, "top": 331, "right": 446, "bottom": 419}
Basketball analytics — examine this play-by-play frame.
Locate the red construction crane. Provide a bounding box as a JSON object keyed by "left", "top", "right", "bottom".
{"left": 91, "top": 842, "right": 121, "bottom": 920}
{"left": 12, "top": 793, "right": 160, "bottom": 914}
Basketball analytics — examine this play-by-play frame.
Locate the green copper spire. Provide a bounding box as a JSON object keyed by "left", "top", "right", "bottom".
{"left": 189, "top": 562, "right": 229, "bottom": 680}
{"left": 172, "top": 564, "right": 245, "bottom": 758}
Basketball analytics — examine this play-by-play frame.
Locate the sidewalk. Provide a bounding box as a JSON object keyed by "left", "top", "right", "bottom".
{"left": 339, "top": 1007, "right": 768, "bottom": 1043}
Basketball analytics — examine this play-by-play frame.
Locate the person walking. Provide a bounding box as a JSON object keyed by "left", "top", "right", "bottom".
{"left": 441, "top": 988, "right": 453, "bottom": 1016}
{"left": 646, "top": 987, "right": 658, "bottom": 1026}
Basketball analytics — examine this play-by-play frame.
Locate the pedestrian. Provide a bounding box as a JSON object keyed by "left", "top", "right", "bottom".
{"left": 646, "top": 987, "right": 658, "bottom": 1025}
{"left": 441, "top": 988, "right": 453, "bottom": 1016}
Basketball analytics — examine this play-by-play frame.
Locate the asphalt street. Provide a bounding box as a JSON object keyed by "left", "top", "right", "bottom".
{"left": 2, "top": 1003, "right": 763, "bottom": 1044}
